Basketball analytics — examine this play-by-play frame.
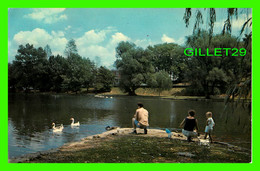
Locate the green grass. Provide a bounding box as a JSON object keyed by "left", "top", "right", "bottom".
{"left": 26, "top": 135, "right": 251, "bottom": 163}
{"left": 100, "top": 87, "right": 185, "bottom": 97}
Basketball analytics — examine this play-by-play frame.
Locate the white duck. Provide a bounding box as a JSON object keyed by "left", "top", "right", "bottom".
{"left": 52, "top": 123, "right": 64, "bottom": 132}
{"left": 70, "top": 118, "right": 80, "bottom": 126}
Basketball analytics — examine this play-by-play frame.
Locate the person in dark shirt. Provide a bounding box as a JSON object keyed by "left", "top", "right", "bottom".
{"left": 179, "top": 110, "right": 199, "bottom": 142}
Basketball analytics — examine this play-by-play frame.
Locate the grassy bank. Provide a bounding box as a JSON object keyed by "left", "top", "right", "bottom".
{"left": 12, "top": 128, "right": 250, "bottom": 163}
{"left": 99, "top": 87, "right": 227, "bottom": 101}
{"left": 100, "top": 87, "right": 186, "bottom": 96}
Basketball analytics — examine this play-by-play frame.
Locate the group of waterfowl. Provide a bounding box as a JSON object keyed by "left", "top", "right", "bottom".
{"left": 52, "top": 118, "right": 80, "bottom": 132}
{"left": 94, "top": 95, "right": 113, "bottom": 98}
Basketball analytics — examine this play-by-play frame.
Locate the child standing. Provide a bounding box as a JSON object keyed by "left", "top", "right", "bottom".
{"left": 204, "top": 112, "right": 215, "bottom": 143}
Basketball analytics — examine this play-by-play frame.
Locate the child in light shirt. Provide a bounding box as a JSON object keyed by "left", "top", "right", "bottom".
{"left": 204, "top": 111, "right": 215, "bottom": 143}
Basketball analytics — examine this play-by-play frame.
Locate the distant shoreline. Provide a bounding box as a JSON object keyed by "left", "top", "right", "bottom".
{"left": 9, "top": 87, "right": 252, "bottom": 104}
{"left": 9, "top": 87, "right": 232, "bottom": 102}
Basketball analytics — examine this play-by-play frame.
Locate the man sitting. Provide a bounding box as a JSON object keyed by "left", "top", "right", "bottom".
{"left": 132, "top": 102, "right": 149, "bottom": 134}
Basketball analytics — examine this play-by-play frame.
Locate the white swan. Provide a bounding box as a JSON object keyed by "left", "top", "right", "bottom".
{"left": 70, "top": 118, "right": 80, "bottom": 126}
{"left": 52, "top": 123, "right": 64, "bottom": 132}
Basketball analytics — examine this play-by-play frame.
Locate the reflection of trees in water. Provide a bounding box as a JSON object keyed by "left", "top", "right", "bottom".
{"left": 221, "top": 102, "right": 251, "bottom": 134}
{"left": 9, "top": 94, "right": 251, "bottom": 145}
{"left": 9, "top": 94, "right": 52, "bottom": 136}
{"left": 111, "top": 97, "right": 182, "bottom": 128}
{"left": 8, "top": 94, "right": 118, "bottom": 137}
{"left": 109, "top": 96, "right": 251, "bottom": 141}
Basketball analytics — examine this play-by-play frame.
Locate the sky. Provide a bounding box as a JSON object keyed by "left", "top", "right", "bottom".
{"left": 8, "top": 8, "right": 252, "bottom": 68}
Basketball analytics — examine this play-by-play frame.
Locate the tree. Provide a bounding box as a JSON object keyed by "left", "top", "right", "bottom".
{"left": 183, "top": 8, "right": 252, "bottom": 102}
{"left": 115, "top": 41, "right": 155, "bottom": 95}
{"left": 81, "top": 58, "right": 96, "bottom": 92}
{"left": 94, "top": 56, "right": 101, "bottom": 67}
{"left": 11, "top": 43, "right": 50, "bottom": 92}
{"left": 8, "top": 63, "right": 17, "bottom": 92}
{"left": 225, "top": 33, "right": 251, "bottom": 109}
{"left": 48, "top": 55, "right": 67, "bottom": 92}
{"left": 183, "top": 8, "right": 239, "bottom": 38}
{"left": 61, "top": 54, "right": 95, "bottom": 93}
{"left": 147, "top": 43, "right": 187, "bottom": 83}
{"left": 150, "top": 70, "right": 172, "bottom": 96}
{"left": 184, "top": 31, "right": 246, "bottom": 98}
{"left": 44, "top": 44, "right": 52, "bottom": 58}
{"left": 94, "top": 66, "right": 115, "bottom": 92}
{"left": 64, "top": 39, "right": 78, "bottom": 57}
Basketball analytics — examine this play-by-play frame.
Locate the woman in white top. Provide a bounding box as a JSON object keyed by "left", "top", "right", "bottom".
{"left": 204, "top": 111, "right": 215, "bottom": 143}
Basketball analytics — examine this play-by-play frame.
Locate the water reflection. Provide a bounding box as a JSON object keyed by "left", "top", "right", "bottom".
{"left": 8, "top": 93, "right": 251, "bottom": 158}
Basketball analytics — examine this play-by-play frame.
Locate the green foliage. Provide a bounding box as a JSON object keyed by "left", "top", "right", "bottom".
{"left": 115, "top": 41, "right": 155, "bottom": 95}
{"left": 44, "top": 44, "right": 52, "bottom": 58}
{"left": 8, "top": 63, "right": 17, "bottom": 92}
{"left": 183, "top": 8, "right": 238, "bottom": 37}
{"left": 185, "top": 31, "right": 246, "bottom": 98}
{"left": 152, "top": 71, "right": 173, "bottom": 96}
{"left": 9, "top": 23, "right": 251, "bottom": 101}
{"left": 10, "top": 44, "right": 50, "bottom": 92}
{"left": 94, "top": 66, "right": 115, "bottom": 92}
{"left": 183, "top": 8, "right": 251, "bottom": 103}
{"left": 48, "top": 55, "right": 67, "bottom": 92}
{"left": 225, "top": 33, "right": 252, "bottom": 109}
{"left": 147, "top": 43, "right": 187, "bottom": 82}
{"left": 62, "top": 54, "right": 95, "bottom": 93}
{"left": 9, "top": 43, "right": 96, "bottom": 93}
{"left": 64, "top": 39, "right": 78, "bottom": 57}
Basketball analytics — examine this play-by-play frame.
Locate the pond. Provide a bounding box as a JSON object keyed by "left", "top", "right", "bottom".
{"left": 8, "top": 93, "right": 251, "bottom": 158}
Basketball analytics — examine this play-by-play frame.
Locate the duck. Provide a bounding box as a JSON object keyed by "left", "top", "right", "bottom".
{"left": 105, "top": 126, "right": 118, "bottom": 131}
{"left": 52, "top": 123, "right": 64, "bottom": 132}
{"left": 70, "top": 118, "right": 80, "bottom": 126}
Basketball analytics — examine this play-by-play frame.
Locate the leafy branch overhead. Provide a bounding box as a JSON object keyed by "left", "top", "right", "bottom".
{"left": 183, "top": 8, "right": 251, "bottom": 111}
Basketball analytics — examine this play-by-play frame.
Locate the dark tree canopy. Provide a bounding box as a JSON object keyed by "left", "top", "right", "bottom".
{"left": 11, "top": 44, "right": 50, "bottom": 91}
{"left": 94, "top": 66, "right": 115, "bottom": 92}
{"left": 115, "top": 41, "right": 155, "bottom": 95}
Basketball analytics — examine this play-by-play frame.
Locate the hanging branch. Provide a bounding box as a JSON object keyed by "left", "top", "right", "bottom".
{"left": 208, "top": 8, "right": 216, "bottom": 44}
{"left": 222, "top": 8, "right": 238, "bottom": 35}
{"left": 183, "top": 8, "right": 192, "bottom": 27}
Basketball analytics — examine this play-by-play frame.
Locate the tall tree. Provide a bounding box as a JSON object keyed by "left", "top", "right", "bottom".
{"left": 11, "top": 43, "right": 50, "bottom": 92}
{"left": 48, "top": 55, "right": 67, "bottom": 92}
{"left": 115, "top": 41, "right": 155, "bottom": 95}
{"left": 147, "top": 43, "right": 187, "bottom": 83}
{"left": 183, "top": 8, "right": 252, "bottom": 103}
{"left": 64, "top": 39, "right": 78, "bottom": 57}
{"left": 62, "top": 54, "right": 95, "bottom": 93}
{"left": 44, "top": 44, "right": 52, "bottom": 58}
{"left": 94, "top": 56, "right": 101, "bottom": 67}
{"left": 94, "top": 66, "right": 115, "bottom": 92}
{"left": 8, "top": 63, "right": 17, "bottom": 92}
{"left": 185, "top": 31, "right": 245, "bottom": 98}
{"left": 149, "top": 70, "right": 172, "bottom": 96}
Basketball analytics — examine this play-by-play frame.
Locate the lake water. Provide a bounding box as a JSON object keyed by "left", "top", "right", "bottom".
{"left": 8, "top": 93, "right": 251, "bottom": 158}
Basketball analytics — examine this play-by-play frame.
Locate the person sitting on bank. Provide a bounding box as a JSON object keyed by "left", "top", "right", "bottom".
{"left": 132, "top": 103, "right": 149, "bottom": 134}
{"left": 179, "top": 110, "right": 199, "bottom": 142}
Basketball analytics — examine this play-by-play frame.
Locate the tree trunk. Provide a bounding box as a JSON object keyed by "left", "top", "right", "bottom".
{"left": 204, "top": 82, "right": 211, "bottom": 99}
{"left": 128, "top": 89, "right": 137, "bottom": 96}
